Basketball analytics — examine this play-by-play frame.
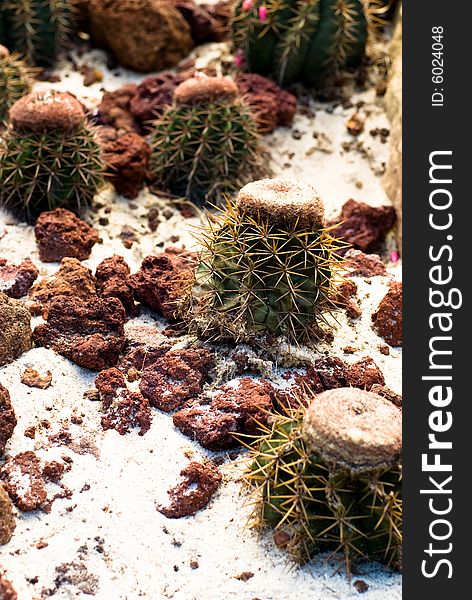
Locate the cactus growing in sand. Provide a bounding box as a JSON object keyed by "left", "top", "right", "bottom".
{"left": 183, "top": 178, "right": 345, "bottom": 344}
{"left": 0, "top": 0, "right": 74, "bottom": 66}
{"left": 245, "top": 387, "right": 402, "bottom": 570}
{"left": 0, "top": 45, "right": 35, "bottom": 123}
{"left": 149, "top": 76, "right": 260, "bottom": 204}
{"left": 232, "top": 0, "right": 369, "bottom": 86}
{"left": 0, "top": 90, "right": 104, "bottom": 223}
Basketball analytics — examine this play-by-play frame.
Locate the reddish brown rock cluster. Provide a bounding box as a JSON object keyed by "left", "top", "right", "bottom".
{"left": 344, "top": 248, "right": 388, "bottom": 277}
{"left": 335, "top": 280, "right": 362, "bottom": 319}
{"left": 139, "top": 347, "right": 213, "bottom": 412}
{"left": 329, "top": 200, "right": 397, "bottom": 253}
{"left": 0, "top": 384, "right": 16, "bottom": 456}
{"left": 0, "top": 569, "right": 17, "bottom": 600}
{"left": 94, "top": 84, "right": 141, "bottom": 133}
{"left": 118, "top": 323, "right": 172, "bottom": 373}
{"left": 95, "top": 368, "right": 151, "bottom": 435}
{"left": 175, "top": 0, "right": 232, "bottom": 45}
{"left": 130, "top": 248, "right": 197, "bottom": 321}
{"left": 156, "top": 461, "right": 222, "bottom": 518}
{"left": 20, "top": 368, "right": 53, "bottom": 390}
{"left": 235, "top": 73, "right": 297, "bottom": 133}
{"left": 34, "top": 209, "right": 99, "bottom": 263}
{"left": 372, "top": 281, "right": 403, "bottom": 347}
{"left": 173, "top": 378, "right": 275, "bottom": 450}
{"left": 33, "top": 296, "right": 127, "bottom": 370}
{"left": 95, "top": 255, "right": 137, "bottom": 317}
{"left": 0, "top": 258, "right": 38, "bottom": 298}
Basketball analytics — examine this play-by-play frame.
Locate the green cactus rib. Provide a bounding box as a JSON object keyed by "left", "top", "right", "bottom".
{"left": 245, "top": 410, "right": 402, "bottom": 569}
{"left": 149, "top": 100, "right": 260, "bottom": 204}
{"left": 0, "top": 125, "right": 104, "bottom": 222}
{"left": 186, "top": 200, "right": 344, "bottom": 344}
{"left": 0, "top": 53, "right": 34, "bottom": 123}
{"left": 0, "top": 0, "right": 73, "bottom": 66}
{"left": 232, "top": 0, "right": 367, "bottom": 85}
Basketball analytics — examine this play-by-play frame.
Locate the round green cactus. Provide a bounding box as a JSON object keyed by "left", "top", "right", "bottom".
{"left": 0, "top": 90, "right": 104, "bottom": 223}
{"left": 0, "top": 46, "right": 35, "bottom": 124}
{"left": 149, "top": 75, "right": 261, "bottom": 204}
{"left": 0, "top": 0, "right": 74, "bottom": 67}
{"left": 184, "top": 178, "right": 345, "bottom": 344}
{"left": 245, "top": 387, "right": 402, "bottom": 570}
{"left": 232, "top": 0, "right": 368, "bottom": 86}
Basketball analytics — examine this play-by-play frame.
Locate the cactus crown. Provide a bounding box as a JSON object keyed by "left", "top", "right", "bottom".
{"left": 232, "top": 0, "right": 368, "bottom": 86}
{"left": 0, "top": 0, "right": 74, "bottom": 66}
{"left": 183, "top": 178, "right": 345, "bottom": 344}
{"left": 244, "top": 388, "right": 402, "bottom": 570}
{"left": 0, "top": 47, "right": 35, "bottom": 124}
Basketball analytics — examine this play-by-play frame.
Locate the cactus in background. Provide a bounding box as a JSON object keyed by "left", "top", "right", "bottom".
{"left": 149, "top": 75, "right": 261, "bottom": 204}
{"left": 0, "top": 45, "right": 35, "bottom": 124}
{"left": 0, "top": 90, "right": 104, "bottom": 223}
{"left": 245, "top": 387, "right": 402, "bottom": 570}
{"left": 0, "top": 0, "right": 74, "bottom": 66}
{"left": 232, "top": 0, "right": 368, "bottom": 86}
{"left": 183, "top": 178, "right": 345, "bottom": 344}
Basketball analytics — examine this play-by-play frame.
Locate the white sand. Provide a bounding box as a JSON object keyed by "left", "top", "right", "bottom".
{"left": 0, "top": 40, "right": 402, "bottom": 600}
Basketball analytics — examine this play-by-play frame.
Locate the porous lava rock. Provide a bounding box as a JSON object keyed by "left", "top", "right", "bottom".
{"left": 95, "top": 256, "right": 137, "bottom": 317}
{"left": 0, "top": 259, "right": 38, "bottom": 298}
{"left": 0, "top": 483, "right": 15, "bottom": 545}
{"left": 0, "top": 293, "right": 32, "bottom": 366}
{"left": 0, "top": 568, "right": 17, "bottom": 599}
{"left": 372, "top": 281, "right": 403, "bottom": 347}
{"left": 0, "top": 384, "right": 16, "bottom": 456}
{"left": 344, "top": 248, "right": 387, "bottom": 277}
{"left": 156, "top": 461, "right": 221, "bottom": 518}
{"left": 119, "top": 323, "right": 172, "bottom": 373}
{"left": 335, "top": 280, "right": 361, "bottom": 319}
{"left": 175, "top": 1, "right": 232, "bottom": 45}
{"left": 94, "top": 84, "right": 140, "bottom": 134}
{"left": 34, "top": 209, "right": 99, "bottom": 263}
{"left": 20, "top": 368, "right": 53, "bottom": 390}
{"left": 33, "top": 295, "right": 126, "bottom": 370}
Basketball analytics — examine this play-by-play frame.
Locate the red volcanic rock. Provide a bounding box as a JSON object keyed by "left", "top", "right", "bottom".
{"left": 0, "top": 293, "right": 32, "bottom": 366}
{"left": 370, "top": 384, "right": 402, "bottom": 408}
{"left": 0, "top": 569, "right": 17, "bottom": 600}
{"left": 335, "top": 280, "right": 361, "bottom": 319}
{"left": 139, "top": 347, "right": 213, "bottom": 411}
{"left": 372, "top": 281, "right": 403, "bottom": 347}
{"left": 95, "top": 255, "right": 137, "bottom": 317}
{"left": 175, "top": 1, "right": 232, "bottom": 45}
{"left": 95, "top": 368, "right": 151, "bottom": 435}
{"left": 173, "top": 378, "right": 274, "bottom": 450}
{"left": 156, "top": 461, "right": 222, "bottom": 518}
{"left": 235, "top": 73, "right": 297, "bottom": 133}
{"left": 0, "top": 384, "right": 16, "bottom": 456}
{"left": 100, "top": 129, "right": 150, "bottom": 199}
{"left": 34, "top": 209, "right": 99, "bottom": 263}
{"left": 0, "top": 258, "right": 38, "bottom": 298}
{"left": 33, "top": 295, "right": 126, "bottom": 370}
{"left": 20, "top": 368, "right": 53, "bottom": 389}
{"left": 329, "top": 200, "right": 397, "bottom": 253}
{"left": 130, "top": 248, "right": 197, "bottom": 321}
{"left": 344, "top": 248, "right": 387, "bottom": 277}
{"left": 94, "top": 84, "right": 140, "bottom": 134}
{"left": 346, "top": 357, "right": 385, "bottom": 390}
{"left": 118, "top": 323, "right": 172, "bottom": 373}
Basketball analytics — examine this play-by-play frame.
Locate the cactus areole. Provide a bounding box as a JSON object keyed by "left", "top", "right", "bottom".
{"left": 232, "top": 0, "right": 368, "bottom": 85}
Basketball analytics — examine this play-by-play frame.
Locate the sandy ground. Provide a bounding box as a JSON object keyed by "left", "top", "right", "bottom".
{"left": 0, "top": 40, "right": 402, "bottom": 600}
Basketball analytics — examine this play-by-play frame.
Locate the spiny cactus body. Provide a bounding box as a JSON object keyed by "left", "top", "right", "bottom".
{"left": 0, "top": 91, "right": 104, "bottom": 223}
{"left": 184, "top": 178, "right": 345, "bottom": 344}
{"left": 0, "top": 0, "right": 74, "bottom": 66}
{"left": 0, "top": 45, "right": 35, "bottom": 123}
{"left": 149, "top": 76, "right": 260, "bottom": 204}
{"left": 245, "top": 387, "right": 402, "bottom": 570}
{"left": 232, "top": 0, "right": 368, "bottom": 86}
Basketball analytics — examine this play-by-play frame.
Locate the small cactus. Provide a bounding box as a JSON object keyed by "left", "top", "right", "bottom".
{"left": 232, "top": 0, "right": 369, "bottom": 86}
{"left": 0, "top": 0, "right": 74, "bottom": 66}
{"left": 149, "top": 75, "right": 261, "bottom": 204}
{"left": 183, "top": 178, "right": 345, "bottom": 344}
{"left": 0, "top": 45, "right": 35, "bottom": 123}
{"left": 245, "top": 387, "right": 402, "bottom": 571}
{"left": 0, "top": 90, "right": 104, "bottom": 223}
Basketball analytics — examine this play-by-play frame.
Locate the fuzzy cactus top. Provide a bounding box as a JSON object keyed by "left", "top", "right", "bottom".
{"left": 304, "top": 387, "right": 402, "bottom": 471}
{"left": 10, "top": 91, "right": 84, "bottom": 133}
{"left": 236, "top": 178, "right": 325, "bottom": 228}
{"left": 174, "top": 75, "right": 239, "bottom": 106}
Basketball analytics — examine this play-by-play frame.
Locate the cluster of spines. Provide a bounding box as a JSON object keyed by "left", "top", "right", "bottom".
{"left": 0, "top": 52, "right": 35, "bottom": 123}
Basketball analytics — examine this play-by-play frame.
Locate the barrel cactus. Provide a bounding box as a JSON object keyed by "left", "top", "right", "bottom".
{"left": 183, "top": 178, "right": 345, "bottom": 344}
{"left": 0, "top": 90, "right": 104, "bottom": 223}
{"left": 0, "top": 0, "right": 74, "bottom": 66}
{"left": 245, "top": 387, "right": 402, "bottom": 570}
{"left": 232, "top": 0, "right": 369, "bottom": 86}
{"left": 0, "top": 45, "right": 35, "bottom": 123}
{"left": 149, "top": 75, "right": 261, "bottom": 204}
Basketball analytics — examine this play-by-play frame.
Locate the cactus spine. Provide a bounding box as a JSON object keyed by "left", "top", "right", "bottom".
{"left": 183, "top": 178, "right": 345, "bottom": 344}
{"left": 232, "top": 0, "right": 368, "bottom": 86}
{"left": 0, "top": 90, "right": 104, "bottom": 223}
{"left": 245, "top": 387, "right": 402, "bottom": 570}
{"left": 0, "top": 46, "right": 35, "bottom": 124}
{"left": 149, "top": 76, "right": 261, "bottom": 204}
{"left": 0, "top": 0, "right": 74, "bottom": 66}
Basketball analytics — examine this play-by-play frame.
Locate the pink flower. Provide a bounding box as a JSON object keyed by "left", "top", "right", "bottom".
{"left": 258, "top": 6, "right": 268, "bottom": 21}
{"left": 234, "top": 50, "right": 245, "bottom": 68}
{"left": 242, "top": 0, "right": 253, "bottom": 10}
{"left": 390, "top": 250, "right": 399, "bottom": 263}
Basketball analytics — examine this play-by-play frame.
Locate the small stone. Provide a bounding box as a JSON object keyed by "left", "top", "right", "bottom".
{"left": 0, "top": 293, "right": 32, "bottom": 366}
{"left": 95, "top": 255, "right": 137, "bottom": 317}
{"left": 346, "top": 112, "right": 364, "bottom": 135}
{"left": 0, "top": 259, "right": 39, "bottom": 298}
{"left": 344, "top": 249, "right": 387, "bottom": 277}
{"left": 0, "top": 568, "right": 17, "bottom": 600}
{"left": 372, "top": 282, "right": 402, "bottom": 347}
{"left": 235, "top": 572, "right": 254, "bottom": 582}
{"left": 0, "top": 483, "right": 16, "bottom": 545}
{"left": 353, "top": 580, "right": 369, "bottom": 593}
{"left": 20, "top": 368, "right": 53, "bottom": 389}
{"left": 0, "top": 384, "right": 16, "bottom": 456}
